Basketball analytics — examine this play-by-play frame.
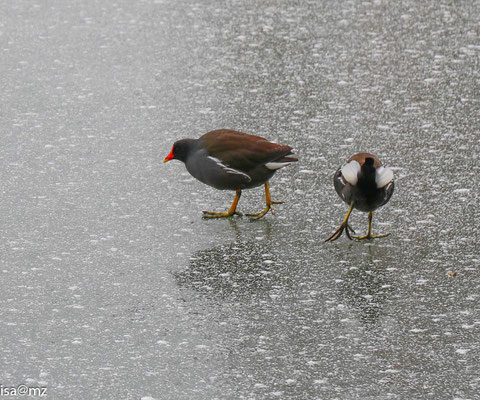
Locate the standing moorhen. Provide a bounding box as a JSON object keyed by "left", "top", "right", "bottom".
{"left": 325, "top": 153, "right": 394, "bottom": 241}
{"left": 164, "top": 129, "right": 298, "bottom": 220}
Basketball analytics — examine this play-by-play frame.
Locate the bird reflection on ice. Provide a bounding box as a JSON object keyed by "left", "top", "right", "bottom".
{"left": 175, "top": 239, "right": 282, "bottom": 299}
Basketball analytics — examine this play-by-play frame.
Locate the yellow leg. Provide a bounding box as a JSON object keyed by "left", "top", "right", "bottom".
{"left": 352, "top": 211, "right": 390, "bottom": 240}
{"left": 325, "top": 202, "right": 356, "bottom": 242}
{"left": 246, "top": 182, "right": 282, "bottom": 221}
{"left": 203, "top": 189, "right": 242, "bottom": 218}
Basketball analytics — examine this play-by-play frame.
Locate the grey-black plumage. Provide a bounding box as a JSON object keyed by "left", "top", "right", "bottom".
{"left": 326, "top": 153, "right": 394, "bottom": 241}
{"left": 164, "top": 129, "right": 297, "bottom": 219}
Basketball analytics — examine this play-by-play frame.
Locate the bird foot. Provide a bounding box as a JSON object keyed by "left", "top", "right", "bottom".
{"left": 325, "top": 223, "right": 356, "bottom": 242}
{"left": 246, "top": 206, "right": 272, "bottom": 220}
{"left": 246, "top": 199, "right": 283, "bottom": 221}
{"left": 246, "top": 201, "right": 281, "bottom": 221}
{"left": 352, "top": 232, "right": 390, "bottom": 240}
{"left": 202, "top": 210, "right": 243, "bottom": 219}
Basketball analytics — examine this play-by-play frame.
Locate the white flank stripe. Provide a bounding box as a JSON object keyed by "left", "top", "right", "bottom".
{"left": 265, "top": 161, "right": 292, "bottom": 170}
{"left": 341, "top": 160, "right": 361, "bottom": 185}
{"left": 376, "top": 166, "right": 394, "bottom": 188}
{"left": 208, "top": 156, "right": 251, "bottom": 181}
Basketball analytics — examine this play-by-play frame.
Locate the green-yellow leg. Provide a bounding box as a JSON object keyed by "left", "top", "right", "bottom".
{"left": 352, "top": 211, "right": 390, "bottom": 240}
{"left": 203, "top": 189, "right": 243, "bottom": 218}
{"left": 325, "top": 202, "right": 356, "bottom": 242}
{"left": 246, "top": 182, "right": 282, "bottom": 221}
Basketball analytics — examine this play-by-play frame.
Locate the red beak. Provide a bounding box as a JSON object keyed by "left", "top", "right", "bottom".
{"left": 163, "top": 147, "right": 174, "bottom": 163}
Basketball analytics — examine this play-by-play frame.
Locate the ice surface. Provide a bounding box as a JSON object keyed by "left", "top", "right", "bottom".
{"left": 0, "top": 0, "right": 479, "bottom": 399}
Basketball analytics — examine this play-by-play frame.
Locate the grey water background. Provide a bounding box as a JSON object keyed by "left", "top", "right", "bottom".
{"left": 1, "top": 0, "right": 479, "bottom": 399}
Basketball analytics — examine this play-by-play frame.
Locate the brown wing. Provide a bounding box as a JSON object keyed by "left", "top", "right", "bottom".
{"left": 348, "top": 153, "right": 382, "bottom": 168}
{"left": 200, "top": 129, "right": 294, "bottom": 171}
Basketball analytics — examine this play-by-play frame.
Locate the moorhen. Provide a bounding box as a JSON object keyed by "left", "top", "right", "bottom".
{"left": 325, "top": 153, "right": 394, "bottom": 241}
{"left": 164, "top": 129, "right": 297, "bottom": 220}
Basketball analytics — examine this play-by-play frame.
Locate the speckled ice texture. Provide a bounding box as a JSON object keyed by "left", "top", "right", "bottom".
{"left": 0, "top": 1, "right": 478, "bottom": 399}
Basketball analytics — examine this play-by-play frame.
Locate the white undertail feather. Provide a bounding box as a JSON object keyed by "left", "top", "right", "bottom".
{"left": 265, "top": 161, "right": 293, "bottom": 170}
{"left": 208, "top": 156, "right": 251, "bottom": 181}
{"left": 375, "top": 166, "right": 394, "bottom": 188}
{"left": 341, "top": 160, "right": 361, "bottom": 185}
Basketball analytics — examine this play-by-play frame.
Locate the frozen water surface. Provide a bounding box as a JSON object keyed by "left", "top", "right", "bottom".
{"left": 1, "top": 0, "right": 479, "bottom": 399}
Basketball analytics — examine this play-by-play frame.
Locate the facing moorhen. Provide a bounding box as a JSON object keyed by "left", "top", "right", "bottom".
{"left": 164, "top": 129, "right": 298, "bottom": 220}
